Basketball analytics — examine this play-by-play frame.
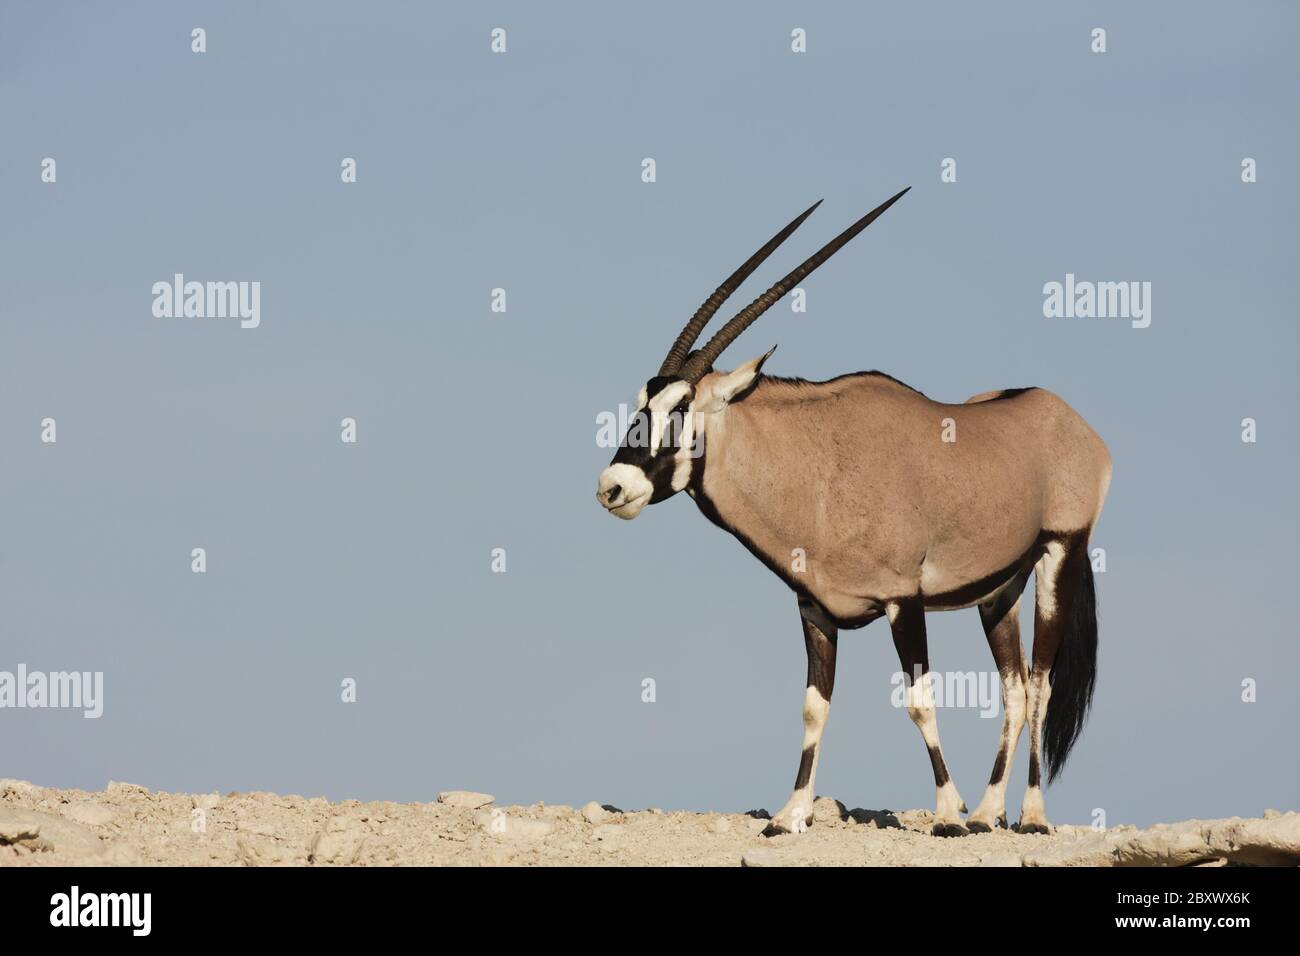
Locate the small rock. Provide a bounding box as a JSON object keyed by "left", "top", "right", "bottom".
{"left": 581, "top": 801, "right": 609, "bottom": 824}
{"left": 1264, "top": 808, "right": 1281, "bottom": 820}
{"left": 237, "top": 836, "right": 264, "bottom": 866}
{"left": 590, "top": 823, "right": 623, "bottom": 841}
{"left": 0, "top": 819, "right": 40, "bottom": 844}
{"left": 897, "top": 809, "right": 935, "bottom": 831}
{"left": 1204, "top": 813, "right": 1300, "bottom": 866}
{"left": 741, "top": 848, "right": 780, "bottom": 868}
{"left": 308, "top": 816, "right": 367, "bottom": 864}
{"left": 472, "top": 810, "right": 553, "bottom": 840}
{"left": 61, "top": 803, "right": 115, "bottom": 827}
{"left": 1112, "top": 822, "right": 1217, "bottom": 867}
{"left": 101, "top": 844, "right": 141, "bottom": 866}
{"left": 192, "top": 793, "right": 221, "bottom": 810}
{"left": 0, "top": 808, "right": 105, "bottom": 858}
{"left": 437, "top": 790, "right": 495, "bottom": 809}
{"left": 237, "top": 835, "right": 293, "bottom": 867}
{"left": 106, "top": 781, "right": 151, "bottom": 797}
{"left": 812, "top": 796, "right": 847, "bottom": 824}
{"left": 709, "top": 816, "right": 733, "bottom": 834}
{"left": 1023, "top": 830, "right": 1124, "bottom": 867}
{"left": 538, "top": 804, "right": 575, "bottom": 820}
{"left": 0, "top": 779, "right": 39, "bottom": 797}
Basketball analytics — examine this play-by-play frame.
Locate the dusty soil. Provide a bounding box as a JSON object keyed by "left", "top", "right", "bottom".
{"left": 1, "top": 779, "right": 1294, "bottom": 867}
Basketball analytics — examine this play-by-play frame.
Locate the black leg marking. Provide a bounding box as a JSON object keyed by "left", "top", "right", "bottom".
{"left": 989, "top": 749, "right": 1008, "bottom": 786}
{"left": 764, "top": 598, "right": 839, "bottom": 838}
{"left": 926, "top": 746, "right": 950, "bottom": 787}
{"left": 792, "top": 746, "right": 816, "bottom": 791}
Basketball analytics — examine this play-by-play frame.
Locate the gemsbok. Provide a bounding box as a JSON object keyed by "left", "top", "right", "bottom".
{"left": 596, "top": 189, "right": 1112, "bottom": 837}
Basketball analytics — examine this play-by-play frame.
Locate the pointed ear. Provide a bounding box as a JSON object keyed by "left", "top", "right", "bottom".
{"left": 694, "top": 346, "right": 776, "bottom": 412}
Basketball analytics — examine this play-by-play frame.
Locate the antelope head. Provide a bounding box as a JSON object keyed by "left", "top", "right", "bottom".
{"left": 597, "top": 188, "right": 910, "bottom": 519}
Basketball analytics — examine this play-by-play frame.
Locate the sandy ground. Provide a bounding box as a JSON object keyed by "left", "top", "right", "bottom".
{"left": 1, "top": 779, "right": 1294, "bottom": 867}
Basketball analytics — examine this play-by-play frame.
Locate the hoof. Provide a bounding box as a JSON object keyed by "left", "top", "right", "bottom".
{"left": 968, "top": 814, "right": 1008, "bottom": 833}
{"left": 761, "top": 816, "right": 811, "bottom": 838}
{"left": 1016, "top": 821, "right": 1051, "bottom": 835}
{"left": 932, "top": 822, "right": 970, "bottom": 838}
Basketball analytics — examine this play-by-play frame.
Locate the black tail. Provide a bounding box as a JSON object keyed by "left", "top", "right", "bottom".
{"left": 1043, "top": 552, "right": 1098, "bottom": 782}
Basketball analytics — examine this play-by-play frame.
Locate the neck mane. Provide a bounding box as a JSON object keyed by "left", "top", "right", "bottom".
{"left": 754, "top": 369, "right": 926, "bottom": 399}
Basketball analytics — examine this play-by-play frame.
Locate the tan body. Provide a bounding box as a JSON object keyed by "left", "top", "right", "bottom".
{"left": 691, "top": 373, "right": 1111, "bottom": 623}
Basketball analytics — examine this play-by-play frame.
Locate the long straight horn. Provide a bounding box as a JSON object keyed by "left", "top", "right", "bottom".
{"left": 678, "top": 187, "right": 911, "bottom": 384}
{"left": 658, "top": 200, "right": 822, "bottom": 376}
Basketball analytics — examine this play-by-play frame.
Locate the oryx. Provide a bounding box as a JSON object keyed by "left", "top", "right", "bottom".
{"left": 596, "top": 189, "right": 1112, "bottom": 837}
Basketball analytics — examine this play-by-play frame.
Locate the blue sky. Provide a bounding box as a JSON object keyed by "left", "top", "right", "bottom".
{"left": 1, "top": 1, "right": 1297, "bottom": 826}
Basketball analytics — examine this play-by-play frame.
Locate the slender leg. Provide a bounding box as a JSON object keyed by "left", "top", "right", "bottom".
{"left": 764, "top": 599, "right": 838, "bottom": 836}
{"left": 968, "top": 571, "right": 1031, "bottom": 832}
{"left": 888, "top": 597, "right": 968, "bottom": 837}
{"left": 1020, "top": 540, "right": 1083, "bottom": 833}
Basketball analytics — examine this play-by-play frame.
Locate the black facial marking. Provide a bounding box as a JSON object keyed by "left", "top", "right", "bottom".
{"left": 641, "top": 375, "right": 678, "bottom": 397}
{"left": 618, "top": 409, "right": 652, "bottom": 453}
{"left": 607, "top": 377, "right": 699, "bottom": 505}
